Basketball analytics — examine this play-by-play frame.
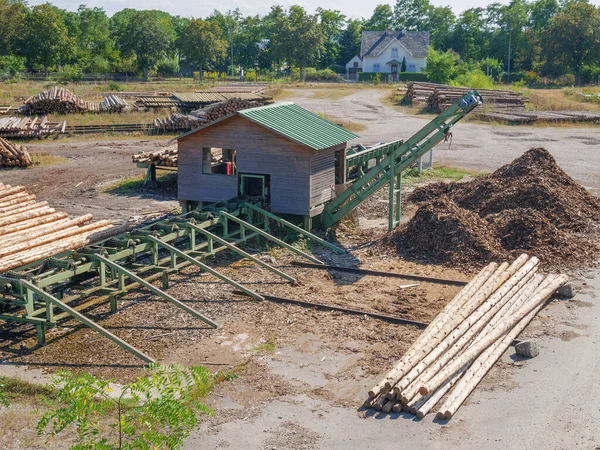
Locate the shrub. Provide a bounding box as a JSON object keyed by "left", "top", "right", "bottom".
{"left": 0, "top": 56, "right": 26, "bottom": 76}
{"left": 450, "top": 69, "right": 495, "bottom": 89}
{"left": 424, "top": 47, "right": 457, "bottom": 83}
{"left": 56, "top": 65, "right": 83, "bottom": 83}
{"left": 156, "top": 59, "right": 179, "bottom": 77}
{"left": 304, "top": 68, "right": 338, "bottom": 81}
{"left": 86, "top": 56, "right": 110, "bottom": 74}
{"left": 107, "top": 81, "right": 124, "bottom": 92}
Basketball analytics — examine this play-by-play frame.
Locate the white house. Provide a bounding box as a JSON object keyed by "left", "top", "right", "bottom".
{"left": 345, "top": 30, "right": 429, "bottom": 81}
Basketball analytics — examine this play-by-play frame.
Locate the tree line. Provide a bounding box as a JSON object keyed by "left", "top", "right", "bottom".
{"left": 0, "top": 0, "right": 599, "bottom": 84}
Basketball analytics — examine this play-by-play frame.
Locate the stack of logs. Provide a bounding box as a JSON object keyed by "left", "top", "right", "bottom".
{"left": 401, "top": 82, "right": 529, "bottom": 112}
{"left": 191, "top": 97, "right": 270, "bottom": 122}
{"left": 24, "top": 87, "right": 128, "bottom": 114}
{"left": 0, "top": 183, "right": 113, "bottom": 273}
{"left": 0, "top": 116, "right": 66, "bottom": 138}
{"left": 152, "top": 113, "right": 205, "bottom": 133}
{"left": 100, "top": 95, "right": 129, "bottom": 113}
{"left": 24, "top": 87, "right": 90, "bottom": 115}
{"left": 0, "top": 137, "right": 32, "bottom": 167}
{"left": 365, "top": 254, "right": 568, "bottom": 420}
{"left": 132, "top": 146, "right": 178, "bottom": 167}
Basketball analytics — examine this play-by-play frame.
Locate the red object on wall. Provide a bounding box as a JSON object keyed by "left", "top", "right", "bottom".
{"left": 225, "top": 162, "right": 234, "bottom": 175}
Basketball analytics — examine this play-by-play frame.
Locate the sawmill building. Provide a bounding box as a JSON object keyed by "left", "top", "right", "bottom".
{"left": 176, "top": 102, "right": 358, "bottom": 227}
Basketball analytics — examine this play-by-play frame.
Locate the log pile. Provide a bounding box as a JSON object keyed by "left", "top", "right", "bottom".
{"left": 132, "top": 145, "right": 178, "bottom": 167}
{"left": 152, "top": 113, "right": 205, "bottom": 133}
{"left": 190, "top": 97, "right": 269, "bottom": 122}
{"left": 365, "top": 254, "right": 569, "bottom": 420}
{"left": 0, "top": 137, "right": 32, "bottom": 167}
{"left": 474, "top": 110, "right": 600, "bottom": 125}
{"left": 100, "top": 95, "right": 129, "bottom": 113}
{"left": 0, "top": 183, "right": 113, "bottom": 273}
{"left": 401, "top": 82, "right": 529, "bottom": 112}
{"left": 0, "top": 116, "right": 67, "bottom": 138}
{"left": 24, "top": 87, "right": 90, "bottom": 115}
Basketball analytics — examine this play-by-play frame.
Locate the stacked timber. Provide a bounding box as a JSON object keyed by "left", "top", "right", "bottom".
{"left": 401, "top": 82, "right": 529, "bottom": 112}
{"left": 0, "top": 116, "right": 66, "bottom": 138}
{"left": 132, "top": 146, "right": 178, "bottom": 167}
{"left": 24, "top": 87, "right": 90, "bottom": 115}
{"left": 475, "top": 110, "right": 600, "bottom": 125}
{"left": 191, "top": 97, "right": 269, "bottom": 122}
{"left": 152, "top": 113, "right": 205, "bottom": 133}
{"left": 100, "top": 95, "right": 129, "bottom": 113}
{"left": 429, "top": 87, "right": 528, "bottom": 113}
{"left": 365, "top": 254, "right": 568, "bottom": 419}
{"left": 401, "top": 82, "right": 439, "bottom": 106}
{"left": 0, "top": 183, "right": 113, "bottom": 273}
{"left": 0, "top": 137, "right": 32, "bottom": 167}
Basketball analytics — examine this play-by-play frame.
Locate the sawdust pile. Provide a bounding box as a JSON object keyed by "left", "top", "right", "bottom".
{"left": 382, "top": 148, "right": 600, "bottom": 268}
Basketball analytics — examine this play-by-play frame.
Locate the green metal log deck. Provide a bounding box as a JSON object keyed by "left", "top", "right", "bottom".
{"left": 322, "top": 91, "right": 483, "bottom": 230}
{"left": 0, "top": 202, "right": 337, "bottom": 364}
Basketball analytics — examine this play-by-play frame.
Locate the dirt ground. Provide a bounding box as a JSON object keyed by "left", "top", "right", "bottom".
{"left": 0, "top": 85, "right": 599, "bottom": 449}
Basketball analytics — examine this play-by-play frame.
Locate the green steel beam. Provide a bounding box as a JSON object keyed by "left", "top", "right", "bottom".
{"left": 323, "top": 91, "right": 483, "bottom": 228}
{"left": 145, "top": 235, "right": 264, "bottom": 301}
{"left": 243, "top": 203, "right": 345, "bottom": 254}
{"left": 219, "top": 212, "right": 323, "bottom": 264}
{"left": 188, "top": 224, "right": 296, "bottom": 284}
{"left": 1, "top": 278, "right": 156, "bottom": 364}
{"left": 91, "top": 253, "right": 219, "bottom": 328}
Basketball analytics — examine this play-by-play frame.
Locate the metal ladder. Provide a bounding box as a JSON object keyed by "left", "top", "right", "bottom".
{"left": 322, "top": 91, "right": 483, "bottom": 230}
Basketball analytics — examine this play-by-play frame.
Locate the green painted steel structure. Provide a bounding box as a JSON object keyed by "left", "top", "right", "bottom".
{"left": 0, "top": 203, "right": 335, "bottom": 363}
{"left": 238, "top": 102, "right": 358, "bottom": 150}
{"left": 322, "top": 91, "right": 483, "bottom": 230}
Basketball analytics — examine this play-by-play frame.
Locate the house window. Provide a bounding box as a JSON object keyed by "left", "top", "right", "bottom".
{"left": 373, "top": 63, "right": 380, "bottom": 72}
{"left": 409, "top": 64, "right": 416, "bottom": 72}
{"left": 353, "top": 62, "right": 359, "bottom": 68}
{"left": 391, "top": 47, "right": 398, "bottom": 57}
{"left": 202, "top": 147, "right": 236, "bottom": 175}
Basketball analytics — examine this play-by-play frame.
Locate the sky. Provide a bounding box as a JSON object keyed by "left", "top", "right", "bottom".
{"left": 29, "top": 0, "right": 600, "bottom": 19}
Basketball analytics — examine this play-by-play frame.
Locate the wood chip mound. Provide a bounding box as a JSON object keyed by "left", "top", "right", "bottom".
{"left": 383, "top": 148, "right": 600, "bottom": 268}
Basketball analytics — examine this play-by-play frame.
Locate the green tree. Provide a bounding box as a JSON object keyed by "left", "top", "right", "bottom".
{"left": 401, "top": 56, "right": 407, "bottom": 72}
{"left": 544, "top": 2, "right": 600, "bottom": 85}
{"left": 363, "top": 4, "right": 394, "bottom": 31}
{"left": 451, "top": 8, "right": 490, "bottom": 62}
{"left": 178, "top": 19, "right": 227, "bottom": 78}
{"left": 424, "top": 47, "right": 458, "bottom": 83}
{"left": 37, "top": 364, "right": 213, "bottom": 450}
{"left": 339, "top": 19, "right": 362, "bottom": 64}
{"left": 317, "top": 8, "right": 346, "bottom": 68}
{"left": 428, "top": 6, "right": 456, "bottom": 49}
{"left": 529, "top": 0, "right": 559, "bottom": 30}
{"left": 118, "top": 10, "right": 172, "bottom": 80}
{"left": 19, "top": 4, "right": 75, "bottom": 75}
{"left": 271, "top": 6, "right": 325, "bottom": 81}
{"left": 393, "top": 0, "right": 432, "bottom": 31}
{"left": 0, "top": 0, "right": 26, "bottom": 57}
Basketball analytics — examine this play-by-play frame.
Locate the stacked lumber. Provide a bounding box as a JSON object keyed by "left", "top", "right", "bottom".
{"left": 475, "top": 110, "right": 600, "bottom": 125}
{"left": 365, "top": 254, "right": 568, "bottom": 419}
{"left": 430, "top": 87, "right": 528, "bottom": 113}
{"left": 191, "top": 97, "right": 269, "bottom": 122}
{"left": 0, "top": 137, "right": 32, "bottom": 167}
{"left": 100, "top": 95, "right": 129, "bottom": 113}
{"left": 0, "top": 116, "right": 66, "bottom": 138}
{"left": 0, "top": 183, "right": 113, "bottom": 273}
{"left": 132, "top": 146, "right": 178, "bottom": 167}
{"left": 401, "top": 82, "right": 439, "bottom": 106}
{"left": 400, "top": 82, "right": 529, "bottom": 112}
{"left": 152, "top": 113, "right": 205, "bottom": 133}
{"left": 24, "top": 87, "right": 90, "bottom": 115}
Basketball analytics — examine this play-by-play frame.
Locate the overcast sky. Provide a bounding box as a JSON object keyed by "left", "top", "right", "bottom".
{"left": 29, "top": 0, "right": 600, "bottom": 19}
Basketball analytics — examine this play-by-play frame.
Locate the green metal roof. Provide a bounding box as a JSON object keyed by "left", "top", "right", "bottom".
{"left": 238, "top": 102, "right": 358, "bottom": 150}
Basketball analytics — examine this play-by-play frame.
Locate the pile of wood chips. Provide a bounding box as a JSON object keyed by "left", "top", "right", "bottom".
{"left": 384, "top": 148, "right": 600, "bottom": 269}
{"left": 366, "top": 255, "right": 568, "bottom": 420}
{"left": 0, "top": 183, "right": 113, "bottom": 273}
{"left": 0, "top": 137, "right": 32, "bottom": 167}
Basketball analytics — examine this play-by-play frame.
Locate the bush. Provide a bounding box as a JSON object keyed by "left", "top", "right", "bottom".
{"left": 450, "top": 69, "right": 495, "bottom": 89}
{"left": 107, "top": 81, "right": 124, "bottom": 92}
{"left": 0, "top": 56, "right": 26, "bottom": 76}
{"left": 424, "top": 47, "right": 457, "bottom": 83}
{"left": 56, "top": 65, "right": 83, "bottom": 83}
{"left": 328, "top": 64, "right": 345, "bottom": 74}
{"left": 156, "top": 59, "right": 179, "bottom": 77}
{"left": 85, "top": 56, "right": 110, "bottom": 74}
{"left": 581, "top": 65, "right": 600, "bottom": 84}
{"left": 358, "top": 72, "right": 428, "bottom": 82}
{"left": 304, "top": 68, "right": 338, "bottom": 81}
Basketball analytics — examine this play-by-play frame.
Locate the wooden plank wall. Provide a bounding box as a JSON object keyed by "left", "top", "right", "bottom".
{"left": 309, "top": 144, "right": 341, "bottom": 215}
{"left": 178, "top": 115, "right": 314, "bottom": 216}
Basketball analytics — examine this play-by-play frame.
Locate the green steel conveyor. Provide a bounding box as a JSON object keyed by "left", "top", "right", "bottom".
{"left": 322, "top": 91, "right": 483, "bottom": 231}
{"left": 0, "top": 202, "right": 340, "bottom": 364}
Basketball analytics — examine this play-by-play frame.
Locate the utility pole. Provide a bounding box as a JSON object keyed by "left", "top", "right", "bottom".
{"left": 231, "top": 40, "right": 234, "bottom": 78}
{"left": 507, "top": 32, "right": 511, "bottom": 84}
